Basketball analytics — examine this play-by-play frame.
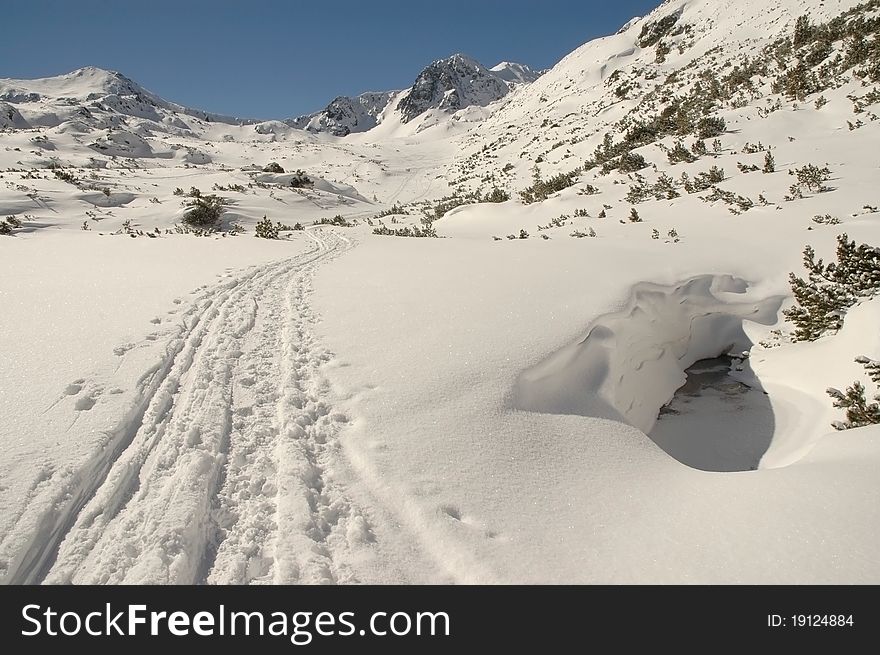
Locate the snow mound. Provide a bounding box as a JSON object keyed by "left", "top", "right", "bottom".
{"left": 755, "top": 299, "right": 880, "bottom": 468}
{"left": 253, "top": 121, "right": 299, "bottom": 139}
{"left": 512, "top": 275, "right": 784, "bottom": 434}
{"left": 252, "top": 172, "right": 368, "bottom": 203}
{"left": 175, "top": 146, "right": 211, "bottom": 164}
{"left": 311, "top": 177, "right": 369, "bottom": 202}
{"left": 78, "top": 191, "right": 137, "bottom": 208}
{"left": 90, "top": 130, "right": 154, "bottom": 157}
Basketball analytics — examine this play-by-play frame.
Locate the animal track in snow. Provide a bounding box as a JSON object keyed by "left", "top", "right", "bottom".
{"left": 5, "top": 229, "right": 371, "bottom": 586}
{"left": 74, "top": 391, "right": 98, "bottom": 411}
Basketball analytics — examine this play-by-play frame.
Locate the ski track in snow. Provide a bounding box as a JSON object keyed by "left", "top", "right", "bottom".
{"left": 1, "top": 228, "right": 369, "bottom": 585}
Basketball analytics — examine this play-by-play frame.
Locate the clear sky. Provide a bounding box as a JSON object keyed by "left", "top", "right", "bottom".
{"left": 2, "top": 0, "right": 661, "bottom": 119}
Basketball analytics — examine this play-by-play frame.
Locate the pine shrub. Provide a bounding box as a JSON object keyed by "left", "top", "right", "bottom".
{"left": 785, "top": 234, "right": 880, "bottom": 341}
{"left": 255, "top": 216, "right": 280, "bottom": 239}
{"left": 827, "top": 356, "right": 880, "bottom": 429}
{"left": 183, "top": 194, "right": 227, "bottom": 226}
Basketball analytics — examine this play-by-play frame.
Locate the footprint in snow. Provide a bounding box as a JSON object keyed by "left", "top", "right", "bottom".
{"left": 439, "top": 504, "right": 499, "bottom": 540}
{"left": 74, "top": 394, "right": 97, "bottom": 411}
{"left": 439, "top": 504, "right": 462, "bottom": 521}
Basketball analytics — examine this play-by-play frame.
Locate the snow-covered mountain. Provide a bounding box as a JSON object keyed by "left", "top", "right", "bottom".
{"left": 287, "top": 54, "right": 541, "bottom": 136}
{"left": 0, "top": 66, "right": 253, "bottom": 134}
{"left": 396, "top": 53, "right": 517, "bottom": 123}
{"left": 489, "top": 61, "right": 543, "bottom": 84}
{"left": 287, "top": 91, "right": 395, "bottom": 136}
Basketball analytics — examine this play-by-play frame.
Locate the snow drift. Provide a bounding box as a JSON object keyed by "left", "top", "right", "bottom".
{"left": 512, "top": 275, "right": 784, "bottom": 435}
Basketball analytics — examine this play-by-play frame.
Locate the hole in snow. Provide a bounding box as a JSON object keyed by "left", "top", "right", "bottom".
{"left": 650, "top": 355, "right": 774, "bottom": 472}
{"left": 511, "top": 275, "right": 784, "bottom": 472}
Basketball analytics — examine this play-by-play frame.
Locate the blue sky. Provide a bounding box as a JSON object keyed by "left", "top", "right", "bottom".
{"left": 2, "top": 0, "right": 661, "bottom": 119}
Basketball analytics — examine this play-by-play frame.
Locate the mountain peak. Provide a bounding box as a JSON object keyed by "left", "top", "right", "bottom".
{"left": 396, "top": 53, "right": 521, "bottom": 124}
{"left": 0, "top": 66, "right": 254, "bottom": 131}
{"left": 0, "top": 66, "right": 144, "bottom": 103}
{"left": 287, "top": 90, "right": 396, "bottom": 136}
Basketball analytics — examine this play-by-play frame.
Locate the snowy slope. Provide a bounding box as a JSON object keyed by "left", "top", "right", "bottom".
{"left": 489, "top": 61, "right": 543, "bottom": 84}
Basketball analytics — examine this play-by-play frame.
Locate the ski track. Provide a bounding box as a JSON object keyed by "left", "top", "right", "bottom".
{"left": 2, "top": 228, "right": 368, "bottom": 585}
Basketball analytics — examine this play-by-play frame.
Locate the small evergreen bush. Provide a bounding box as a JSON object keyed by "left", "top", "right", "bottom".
{"left": 785, "top": 234, "right": 880, "bottom": 341}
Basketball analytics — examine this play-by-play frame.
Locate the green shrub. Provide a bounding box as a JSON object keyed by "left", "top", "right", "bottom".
{"left": 255, "top": 216, "right": 280, "bottom": 239}
{"left": 372, "top": 223, "right": 438, "bottom": 237}
{"left": 791, "top": 163, "right": 832, "bottom": 191}
{"left": 315, "top": 214, "right": 352, "bottom": 227}
{"left": 183, "top": 194, "right": 227, "bottom": 226}
{"left": 484, "top": 187, "right": 510, "bottom": 203}
{"left": 637, "top": 13, "right": 679, "bottom": 48}
{"left": 520, "top": 168, "right": 581, "bottom": 204}
{"left": 828, "top": 356, "right": 880, "bottom": 429}
{"left": 289, "top": 169, "right": 313, "bottom": 188}
{"left": 696, "top": 116, "right": 726, "bottom": 138}
{"left": 785, "top": 234, "right": 880, "bottom": 341}
{"left": 602, "top": 151, "right": 648, "bottom": 175}
{"left": 667, "top": 141, "right": 697, "bottom": 164}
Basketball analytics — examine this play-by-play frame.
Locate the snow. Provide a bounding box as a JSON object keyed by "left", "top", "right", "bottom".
{"left": 313, "top": 237, "right": 880, "bottom": 583}
{"left": 512, "top": 274, "right": 783, "bottom": 434}
{"left": 0, "top": 0, "right": 879, "bottom": 584}
{"left": 489, "top": 62, "right": 543, "bottom": 84}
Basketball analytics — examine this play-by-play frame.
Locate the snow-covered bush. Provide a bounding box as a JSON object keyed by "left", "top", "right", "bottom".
{"left": 484, "top": 187, "right": 510, "bottom": 203}
{"left": 263, "top": 162, "right": 284, "bottom": 173}
{"left": 183, "top": 193, "right": 227, "bottom": 227}
{"left": 696, "top": 116, "right": 726, "bottom": 139}
{"left": 667, "top": 141, "right": 697, "bottom": 164}
{"left": 289, "top": 170, "right": 313, "bottom": 188}
{"left": 637, "top": 13, "right": 680, "bottom": 48}
{"left": 372, "top": 223, "right": 438, "bottom": 237}
{"left": 827, "top": 356, "right": 880, "bottom": 429}
{"left": 790, "top": 163, "right": 832, "bottom": 192}
{"left": 519, "top": 167, "right": 581, "bottom": 203}
{"left": 315, "top": 215, "right": 352, "bottom": 227}
{"left": 0, "top": 215, "right": 22, "bottom": 235}
{"left": 785, "top": 234, "right": 880, "bottom": 341}
{"left": 255, "top": 215, "right": 280, "bottom": 239}
{"left": 52, "top": 167, "right": 77, "bottom": 184}
{"left": 600, "top": 151, "right": 648, "bottom": 175}
{"left": 626, "top": 173, "right": 679, "bottom": 204}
